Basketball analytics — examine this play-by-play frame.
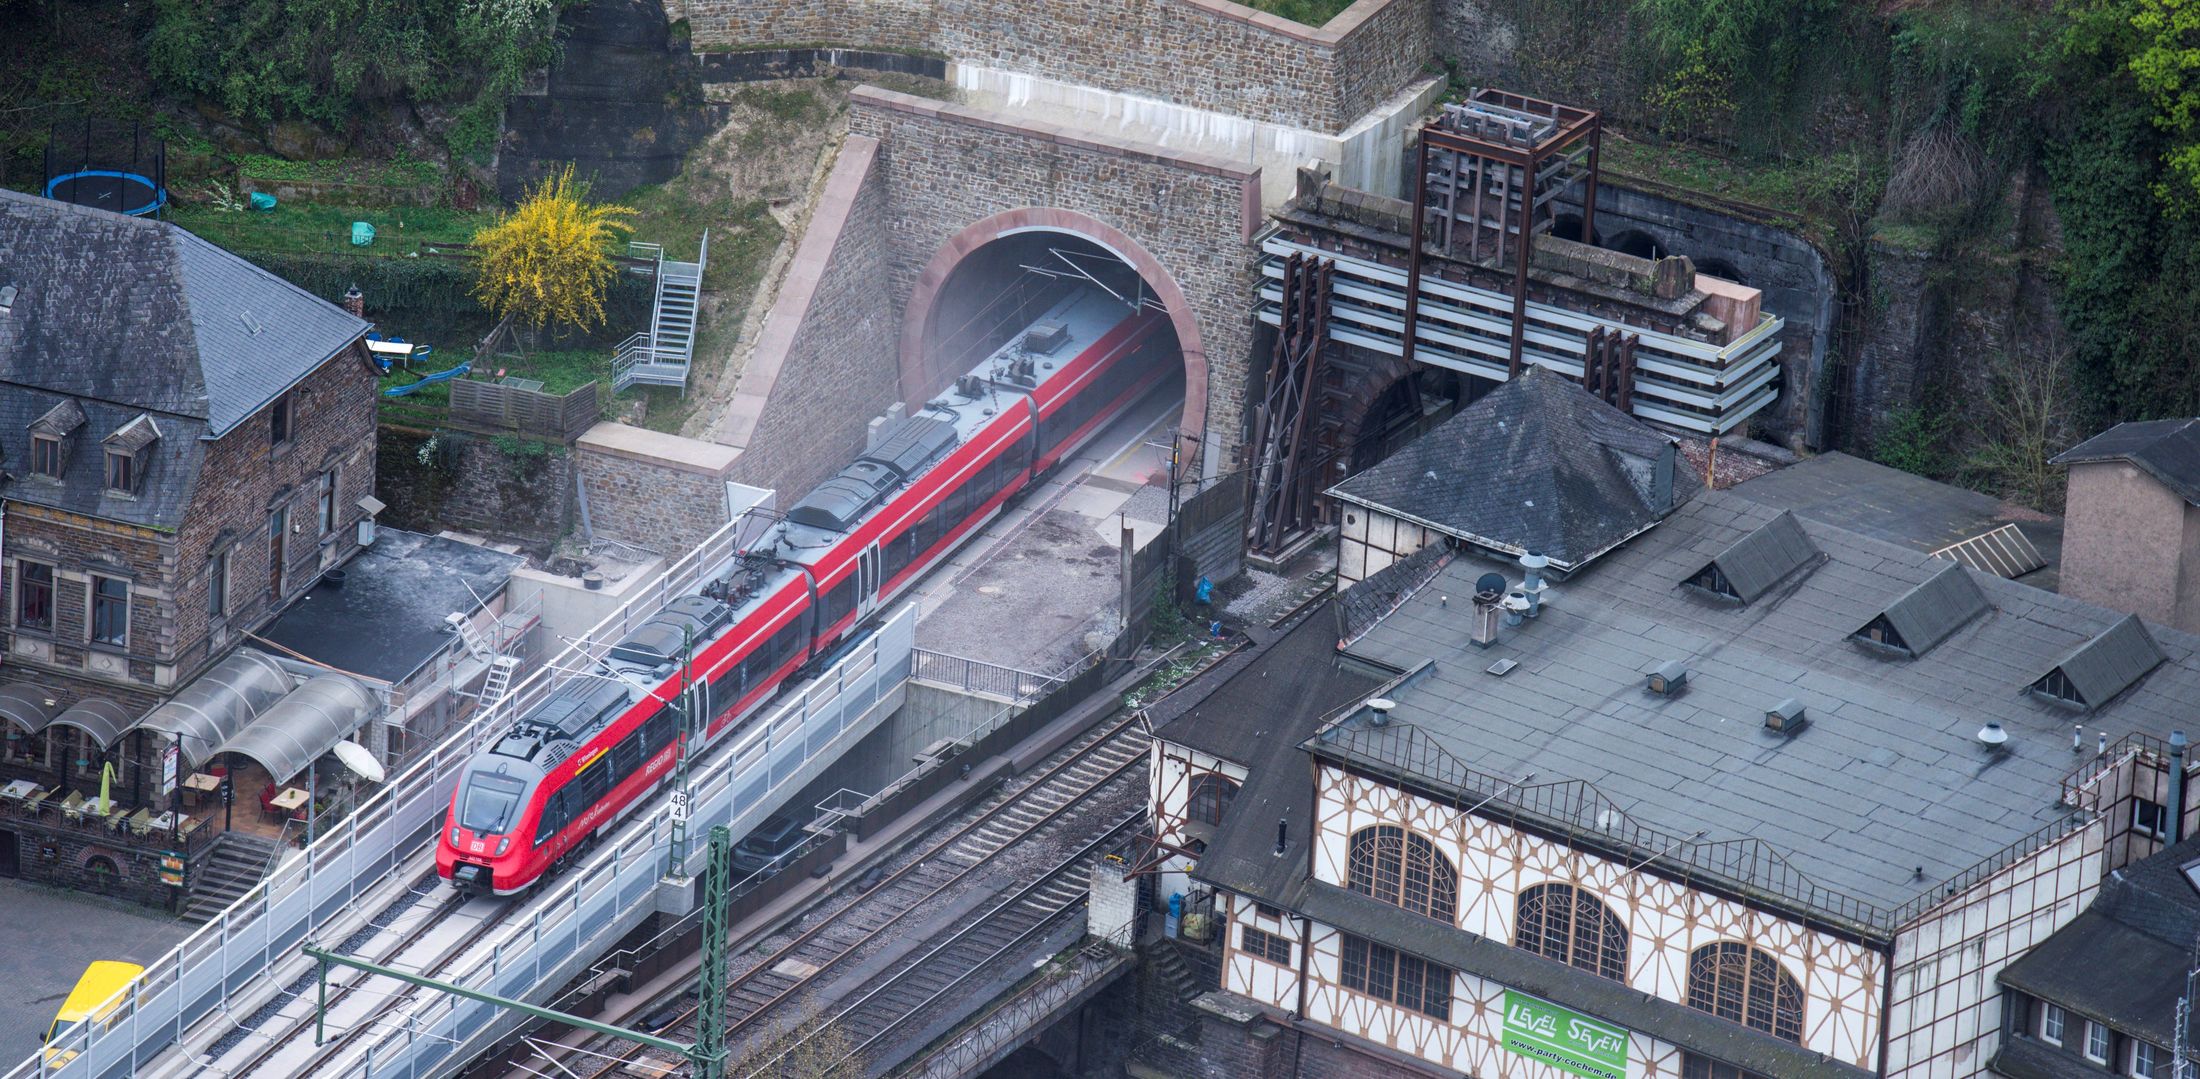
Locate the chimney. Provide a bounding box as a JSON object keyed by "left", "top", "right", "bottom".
{"left": 1274, "top": 818, "right": 1289, "bottom": 857}
{"left": 2172, "top": 730, "right": 2189, "bottom": 844}
{"left": 1470, "top": 572, "right": 1505, "bottom": 647}
{"left": 1518, "top": 551, "right": 1549, "bottom": 618}
{"left": 341, "top": 284, "right": 364, "bottom": 319}
{"left": 2054, "top": 421, "right": 2200, "bottom": 634}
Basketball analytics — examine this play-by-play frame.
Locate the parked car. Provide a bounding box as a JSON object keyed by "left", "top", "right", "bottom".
{"left": 43, "top": 961, "right": 144, "bottom": 1064}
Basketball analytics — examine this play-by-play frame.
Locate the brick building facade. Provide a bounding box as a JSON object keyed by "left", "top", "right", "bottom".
{"left": 0, "top": 188, "right": 374, "bottom": 811}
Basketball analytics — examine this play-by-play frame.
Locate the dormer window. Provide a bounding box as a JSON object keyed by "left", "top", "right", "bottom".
{"left": 31, "top": 435, "right": 62, "bottom": 479}
{"left": 101, "top": 414, "right": 160, "bottom": 496}
{"left": 27, "top": 398, "right": 85, "bottom": 480}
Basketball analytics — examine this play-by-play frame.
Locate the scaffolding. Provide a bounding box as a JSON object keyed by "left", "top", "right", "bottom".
{"left": 1405, "top": 89, "right": 1602, "bottom": 377}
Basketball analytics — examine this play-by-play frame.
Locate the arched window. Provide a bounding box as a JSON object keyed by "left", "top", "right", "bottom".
{"left": 1687, "top": 941, "right": 1804, "bottom": 1043}
{"left": 1347, "top": 825, "right": 1457, "bottom": 924}
{"left": 1186, "top": 772, "right": 1239, "bottom": 825}
{"left": 1515, "top": 883, "right": 1629, "bottom": 982}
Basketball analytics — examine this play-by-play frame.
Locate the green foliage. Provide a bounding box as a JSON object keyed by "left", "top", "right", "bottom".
{"left": 232, "top": 153, "right": 439, "bottom": 187}
{"left": 491, "top": 434, "right": 560, "bottom": 459}
{"left": 472, "top": 166, "right": 635, "bottom": 331}
{"left": 2040, "top": 74, "right": 2200, "bottom": 421}
{"left": 1873, "top": 407, "right": 1954, "bottom": 477}
{"left": 1233, "top": 0, "right": 1356, "bottom": 25}
{"left": 2064, "top": 0, "right": 2200, "bottom": 210}
{"left": 1631, "top": 0, "right": 1840, "bottom": 139}
{"left": 146, "top": 0, "right": 557, "bottom": 160}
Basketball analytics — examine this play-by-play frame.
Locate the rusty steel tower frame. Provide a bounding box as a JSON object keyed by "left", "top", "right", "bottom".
{"left": 1403, "top": 89, "right": 1602, "bottom": 377}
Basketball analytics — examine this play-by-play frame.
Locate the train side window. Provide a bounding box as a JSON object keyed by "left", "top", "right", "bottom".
{"left": 575, "top": 758, "right": 612, "bottom": 805}
{"left": 707, "top": 661, "right": 744, "bottom": 721}
{"left": 645, "top": 709, "right": 677, "bottom": 754}
{"left": 537, "top": 789, "right": 570, "bottom": 844}
{"left": 822, "top": 579, "right": 856, "bottom": 628}
{"left": 610, "top": 729, "right": 643, "bottom": 781}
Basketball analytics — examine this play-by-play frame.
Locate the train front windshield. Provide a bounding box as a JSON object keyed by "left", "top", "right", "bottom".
{"left": 459, "top": 774, "right": 527, "bottom": 833}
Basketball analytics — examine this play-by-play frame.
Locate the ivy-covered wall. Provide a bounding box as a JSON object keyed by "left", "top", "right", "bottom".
{"left": 376, "top": 426, "right": 576, "bottom": 554}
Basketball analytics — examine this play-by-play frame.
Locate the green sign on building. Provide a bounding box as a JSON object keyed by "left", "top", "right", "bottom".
{"left": 1501, "top": 990, "right": 1630, "bottom": 1079}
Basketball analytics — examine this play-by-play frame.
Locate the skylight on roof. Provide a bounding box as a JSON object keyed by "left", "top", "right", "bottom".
{"left": 2184, "top": 857, "right": 2200, "bottom": 897}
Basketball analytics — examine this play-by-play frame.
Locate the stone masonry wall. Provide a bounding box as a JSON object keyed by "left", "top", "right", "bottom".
{"left": 849, "top": 86, "right": 1263, "bottom": 469}
{"left": 684, "top": 0, "right": 1433, "bottom": 135}
{"left": 375, "top": 426, "right": 578, "bottom": 554}
{"left": 725, "top": 136, "right": 904, "bottom": 503}
{"left": 575, "top": 425, "right": 740, "bottom": 557}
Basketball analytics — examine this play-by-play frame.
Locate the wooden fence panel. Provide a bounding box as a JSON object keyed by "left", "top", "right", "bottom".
{"left": 449, "top": 379, "right": 602, "bottom": 442}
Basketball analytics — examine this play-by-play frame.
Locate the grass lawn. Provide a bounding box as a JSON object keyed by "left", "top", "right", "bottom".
{"left": 1235, "top": 0, "right": 1354, "bottom": 25}
{"left": 377, "top": 347, "right": 622, "bottom": 427}
{"left": 168, "top": 203, "right": 498, "bottom": 258}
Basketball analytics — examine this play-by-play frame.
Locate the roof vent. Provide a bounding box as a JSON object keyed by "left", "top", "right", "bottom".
{"left": 1647, "top": 661, "right": 1688, "bottom": 697}
{"left": 239, "top": 309, "right": 263, "bottom": 336}
{"left": 1765, "top": 698, "right": 1807, "bottom": 734}
{"left": 1023, "top": 321, "right": 1070, "bottom": 354}
{"left": 1977, "top": 721, "right": 2010, "bottom": 748}
{"left": 1366, "top": 698, "right": 1396, "bottom": 726}
{"left": 0, "top": 284, "right": 16, "bottom": 312}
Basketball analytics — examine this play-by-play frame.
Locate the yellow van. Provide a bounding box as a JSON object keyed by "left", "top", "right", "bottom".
{"left": 43, "top": 961, "right": 143, "bottom": 1064}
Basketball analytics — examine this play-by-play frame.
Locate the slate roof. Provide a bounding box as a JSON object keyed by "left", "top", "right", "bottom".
{"left": 0, "top": 387, "right": 208, "bottom": 529}
{"left": 0, "top": 187, "right": 367, "bottom": 438}
{"left": 1691, "top": 508, "right": 1818, "bottom": 602}
{"left": 1327, "top": 366, "right": 1697, "bottom": 572}
{"left": 2053, "top": 417, "right": 2200, "bottom": 506}
{"left": 2033, "top": 614, "right": 2165, "bottom": 710}
{"left": 1331, "top": 489, "right": 2200, "bottom": 936}
{"left": 1999, "top": 835, "right": 2200, "bottom": 1053}
{"left": 1867, "top": 561, "right": 1989, "bottom": 657}
{"left": 1150, "top": 604, "right": 1389, "bottom": 905}
{"left": 1730, "top": 451, "right": 2063, "bottom": 590}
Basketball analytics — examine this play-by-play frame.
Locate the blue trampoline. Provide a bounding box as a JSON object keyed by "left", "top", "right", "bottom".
{"left": 43, "top": 120, "right": 168, "bottom": 218}
{"left": 44, "top": 169, "right": 167, "bottom": 217}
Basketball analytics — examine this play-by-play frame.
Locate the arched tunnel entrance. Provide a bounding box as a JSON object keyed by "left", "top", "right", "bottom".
{"left": 901, "top": 210, "right": 1204, "bottom": 475}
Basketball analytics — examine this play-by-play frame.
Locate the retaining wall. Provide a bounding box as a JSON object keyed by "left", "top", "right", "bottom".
{"left": 683, "top": 0, "right": 1432, "bottom": 135}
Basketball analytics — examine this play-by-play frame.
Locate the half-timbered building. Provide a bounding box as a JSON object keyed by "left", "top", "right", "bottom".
{"left": 1141, "top": 381, "right": 2195, "bottom": 1079}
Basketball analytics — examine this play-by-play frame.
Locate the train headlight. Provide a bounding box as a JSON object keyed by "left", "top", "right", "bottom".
{"left": 494, "top": 837, "right": 511, "bottom": 856}
{"left": 448, "top": 826, "right": 461, "bottom": 846}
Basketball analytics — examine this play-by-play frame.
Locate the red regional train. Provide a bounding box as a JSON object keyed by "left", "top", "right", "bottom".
{"left": 438, "top": 290, "right": 1173, "bottom": 894}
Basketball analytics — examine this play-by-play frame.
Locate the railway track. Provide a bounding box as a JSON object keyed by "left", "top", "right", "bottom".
{"left": 206, "top": 877, "right": 509, "bottom": 1078}
{"left": 563, "top": 708, "right": 1151, "bottom": 1078}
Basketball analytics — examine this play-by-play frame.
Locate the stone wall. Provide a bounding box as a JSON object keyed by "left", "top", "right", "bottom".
{"left": 1558, "top": 183, "right": 1836, "bottom": 445}
{"left": 723, "top": 136, "right": 905, "bottom": 502}
{"left": 574, "top": 424, "right": 741, "bottom": 556}
{"left": 684, "top": 0, "right": 1433, "bottom": 134}
{"left": 850, "top": 86, "right": 1263, "bottom": 472}
{"left": 375, "top": 426, "right": 578, "bottom": 553}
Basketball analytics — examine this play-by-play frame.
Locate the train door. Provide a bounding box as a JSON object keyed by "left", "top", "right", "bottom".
{"left": 856, "top": 543, "right": 883, "bottom": 617}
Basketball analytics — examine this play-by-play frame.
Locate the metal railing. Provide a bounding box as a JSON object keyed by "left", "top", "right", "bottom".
{"left": 1309, "top": 716, "right": 2100, "bottom": 939}
{"left": 6, "top": 505, "right": 782, "bottom": 1079}
{"left": 910, "top": 649, "right": 1065, "bottom": 704}
{"left": 335, "top": 606, "right": 913, "bottom": 1077}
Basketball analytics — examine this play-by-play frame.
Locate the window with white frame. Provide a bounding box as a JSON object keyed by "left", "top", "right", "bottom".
{"left": 2133, "top": 798, "right": 2169, "bottom": 841}
{"left": 2085, "top": 1021, "right": 2111, "bottom": 1064}
{"left": 2039, "top": 1001, "right": 2066, "bottom": 1045}
{"left": 2129, "top": 1040, "right": 2160, "bottom": 1079}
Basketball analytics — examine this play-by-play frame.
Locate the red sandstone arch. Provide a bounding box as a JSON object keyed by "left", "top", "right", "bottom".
{"left": 900, "top": 208, "right": 1208, "bottom": 463}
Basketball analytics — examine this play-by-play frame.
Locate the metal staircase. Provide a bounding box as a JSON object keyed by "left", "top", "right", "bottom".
{"left": 614, "top": 231, "right": 707, "bottom": 394}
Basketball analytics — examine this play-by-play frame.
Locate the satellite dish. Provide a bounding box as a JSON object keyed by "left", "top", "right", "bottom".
{"left": 1474, "top": 573, "right": 1507, "bottom": 601}
{"left": 332, "top": 740, "right": 386, "bottom": 783}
